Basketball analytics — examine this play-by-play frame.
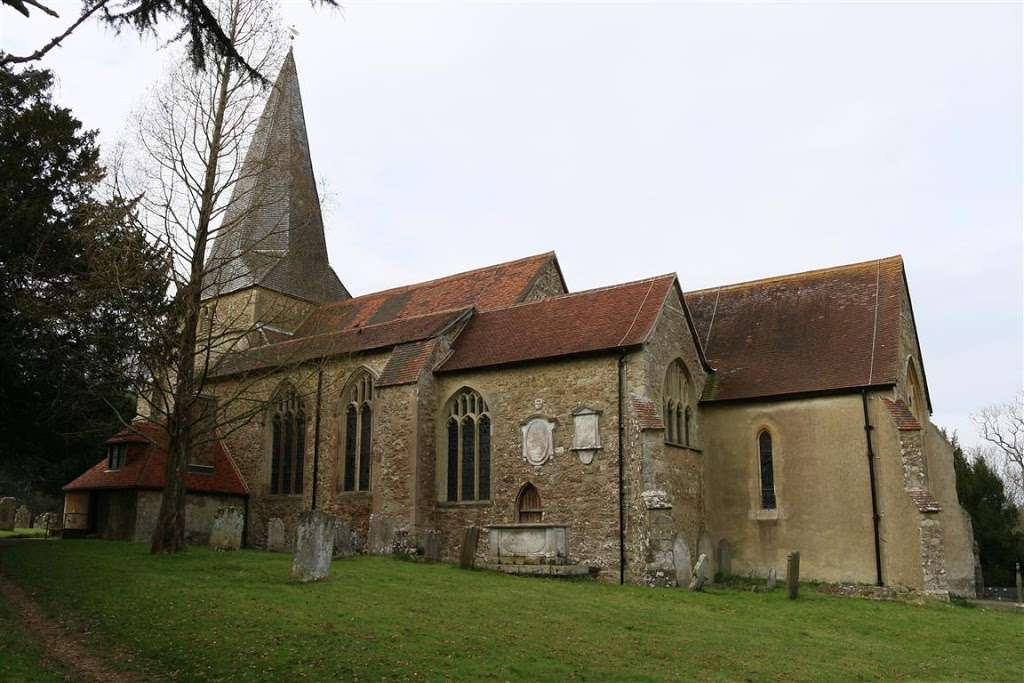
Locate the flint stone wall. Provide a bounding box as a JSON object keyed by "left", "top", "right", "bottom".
{"left": 209, "top": 353, "right": 389, "bottom": 550}
{"left": 432, "top": 354, "right": 622, "bottom": 579}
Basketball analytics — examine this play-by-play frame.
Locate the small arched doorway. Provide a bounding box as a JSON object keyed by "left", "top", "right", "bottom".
{"left": 516, "top": 483, "right": 543, "bottom": 523}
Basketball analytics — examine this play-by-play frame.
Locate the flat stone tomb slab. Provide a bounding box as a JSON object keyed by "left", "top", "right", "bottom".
{"left": 486, "top": 523, "right": 570, "bottom": 565}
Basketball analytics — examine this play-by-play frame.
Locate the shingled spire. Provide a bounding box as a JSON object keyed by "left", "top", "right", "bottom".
{"left": 203, "top": 48, "right": 349, "bottom": 303}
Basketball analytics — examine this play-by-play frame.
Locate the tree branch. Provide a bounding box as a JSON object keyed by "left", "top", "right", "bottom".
{"left": 0, "top": 0, "right": 110, "bottom": 66}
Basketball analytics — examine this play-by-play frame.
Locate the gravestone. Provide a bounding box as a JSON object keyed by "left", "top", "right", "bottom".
{"left": 673, "top": 534, "right": 692, "bottom": 587}
{"left": 423, "top": 530, "right": 442, "bottom": 561}
{"left": 33, "top": 512, "right": 57, "bottom": 530}
{"left": 697, "top": 530, "right": 715, "bottom": 577}
{"left": 786, "top": 552, "right": 800, "bottom": 600}
{"left": 368, "top": 513, "right": 394, "bottom": 555}
{"left": 459, "top": 526, "right": 480, "bottom": 569}
{"left": 333, "top": 522, "right": 358, "bottom": 558}
{"left": 14, "top": 505, "right": 31, "bottom": 529}
{"left": 717, "top": 539, "right": 732, "bottom": 577}
{"left": 688, "top": 553, "right": 709, "bottom": 591}
{"left": 767, "top": 567, "right": 777, "bottom": 590}
{"left": 1016, "top": 562, "right": 1022, "bottom": 605}
{"left": 291, "top": 510, "right": 336, "bottom": 583}
{"left": 973, "top": 540, "right": 985, "bottom": 597}
{"left": 266, "top": 517, "right": 286, "bottom": 552}
{"left": 209, "top": 507, "right": 243, "bottom": 550}
{"left": 0, "top": 498, "right": 16, "bottom": 531}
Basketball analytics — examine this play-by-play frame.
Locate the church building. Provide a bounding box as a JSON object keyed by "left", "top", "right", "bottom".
{"left": 64, "top": 51, "right": 976, "bottom": 596}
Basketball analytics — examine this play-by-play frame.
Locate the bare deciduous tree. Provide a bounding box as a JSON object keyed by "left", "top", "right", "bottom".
{"left": 1, "top": 0, "right": 338, "bottom": 79}
{"left": 113, "top": 0, "right": 324, "bottom": 553}
{"left": 973, "top": 391, "right": 1024, "bottom": 504}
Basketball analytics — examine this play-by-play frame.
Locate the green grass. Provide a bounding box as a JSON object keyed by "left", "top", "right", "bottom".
{"left": 0, "top": 528, "right": 48, "bottom": 539}
{"left": 0, "top": 540, "right": 1020, "bottom": 681}
{"left": 0, "top": 596, "right": 66, "bottom": 682}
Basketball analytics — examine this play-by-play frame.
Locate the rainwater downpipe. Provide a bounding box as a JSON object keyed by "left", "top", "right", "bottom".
{"left": 310, "top": 367, "right": 324, "bottom": 510}
{"left": 861, "top": 390, "right": 884, "bottom": 586}
{"left": 617, "top": 353, "right": 627, "bottom": 585}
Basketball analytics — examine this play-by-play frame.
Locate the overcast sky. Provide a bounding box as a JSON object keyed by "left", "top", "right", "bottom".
{"left": 4, "top": 1, "right": 1021, "bottom": 447}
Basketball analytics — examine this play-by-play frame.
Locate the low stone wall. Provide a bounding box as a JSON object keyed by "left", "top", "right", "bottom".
{"left": 816, "top": 583, "right": 946, "bottom": 604}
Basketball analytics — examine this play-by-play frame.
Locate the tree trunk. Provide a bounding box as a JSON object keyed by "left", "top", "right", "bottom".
{"left": 151, "top": 4, "right": 240, "bottom": 554}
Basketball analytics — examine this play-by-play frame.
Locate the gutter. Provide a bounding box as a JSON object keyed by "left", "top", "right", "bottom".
{"left": 311, "top": 367, "right": 324, "bottom": 510}
{"left": 861, "top": 390, "right": 884, "bottom": 586}
{"left": 617, "top": 353, "right": 627, "bottom": 585}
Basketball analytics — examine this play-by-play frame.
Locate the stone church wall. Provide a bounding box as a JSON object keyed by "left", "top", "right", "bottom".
{"left": 432, "top": 354, "right": 623, "bottom": 580}
{"left": 622, "top": 288, "right": 708, "bottom": 585}
{"left": 211, "top": 351, "right": 390, "bottom": 548}
{"left": 520, "top": 259, "right": 567, "bottom": 302}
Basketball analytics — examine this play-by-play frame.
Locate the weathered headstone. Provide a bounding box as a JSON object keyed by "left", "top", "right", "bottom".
{"left": 14, "top": 505, "right": 31, "bottom": 529}
{"left": 786, "top": 551, "right": 800, "bottom": 600}
{"left": 973, "top": 540, "right": 985, "bottom": 598}
{"left": 1016, "top": 562, "right": 1022, "bottom": 605}
{"left": 459, "top": 526, "right": 480, "bottom": 569}
{"left": 33, "top": 512, "right": 56, "bottom": 531}
{"left": 291, "top": 510, "right": 336, "bottom": 583}
{"left": 423, "top": 529, "right": 442, "bottom": 561}
{"left": 332, "top": 521, "right": 358, "bottom": 558}
{"left": 368, "top": 513, "right": 395, "bottom": 555}
{"left": 266, "top": 517, "right": 286, "bottom": 552}
{"left": 717, "top": 538, "right": 732, "bottom": 577}
{"left": 673, "top": 534, "right": 692, "bottom": 587}
{"left": 767, "top": 567, "right": 777, "bottom": 590}
{"left": 688, "top": 553, "right": 709, "bottom": 591}
{"left": 209, "top": 507, "right": 243, "bottom": 550}
{"left": 0, "top": 498, "right": 16, "bottom": 531}
{"left": 697, "top": 530, "right": 715, "bottom": 577}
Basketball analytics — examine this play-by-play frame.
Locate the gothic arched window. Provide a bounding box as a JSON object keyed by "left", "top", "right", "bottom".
{"left": 445, "top": 388, "right": 491, "bottom": 502}
{"left": 664, "top": 360, "right": 694, "bottom": 447}
{"left": 341, "top": 370, "right": 374, "bottom": 492}
{"left": 269, "top": 383, "right": 306, "bottom": 496}
{"left": 758, "top": 430, "right": 776, "bottom": 510}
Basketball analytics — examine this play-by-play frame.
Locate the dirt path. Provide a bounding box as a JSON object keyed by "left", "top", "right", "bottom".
{"left": 0, "top": 566, "right": 140, "bottom": 682}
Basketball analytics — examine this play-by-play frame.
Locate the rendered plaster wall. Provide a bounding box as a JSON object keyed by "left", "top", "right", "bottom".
{"left": 701, "top": 393, "right": 882, "bottom": 585}
{"left": 131, "top": 490, "right": 245, "bottom": 545}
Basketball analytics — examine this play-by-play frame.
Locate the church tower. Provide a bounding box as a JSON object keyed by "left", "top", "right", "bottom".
{"left": 201, "top": 48, "right": 348, "bottom": 351}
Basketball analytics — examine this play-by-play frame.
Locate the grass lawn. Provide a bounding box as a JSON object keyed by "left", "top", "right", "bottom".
{"left": 0, "top": 540, "right": 1019, "bottom": 681}
{"left": 0, "top": 596, "right": 66, "bottom": 682}
{"left": 0, "top": 529, "right": 48, "bottom": 539}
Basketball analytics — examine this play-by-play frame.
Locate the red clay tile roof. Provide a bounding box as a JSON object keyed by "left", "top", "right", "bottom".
{"left": 632, "top": 397, "right": 665, "bottom": 430}
{"left": 64, "top": 422, "right": 247, "bottom": 495}
{"left": 883, "top": 398, "right": 922, "bottom": 431}
{"left": 438, "top": 275, "right": 676, "bottom": 372}
{"left": 293, "top": 252, "right": 561, "bottom": 337}
{"left": 378, "top": 338, "right": 442, "bottom": 387}
{"left": 685, "top": 256, "right": 905, "bottom": 402}
{"left": 908, "top": 489, "right": 942, "bottom": 513}
{"left": 211, "top": 308, "right": 470, "bottom": 379}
